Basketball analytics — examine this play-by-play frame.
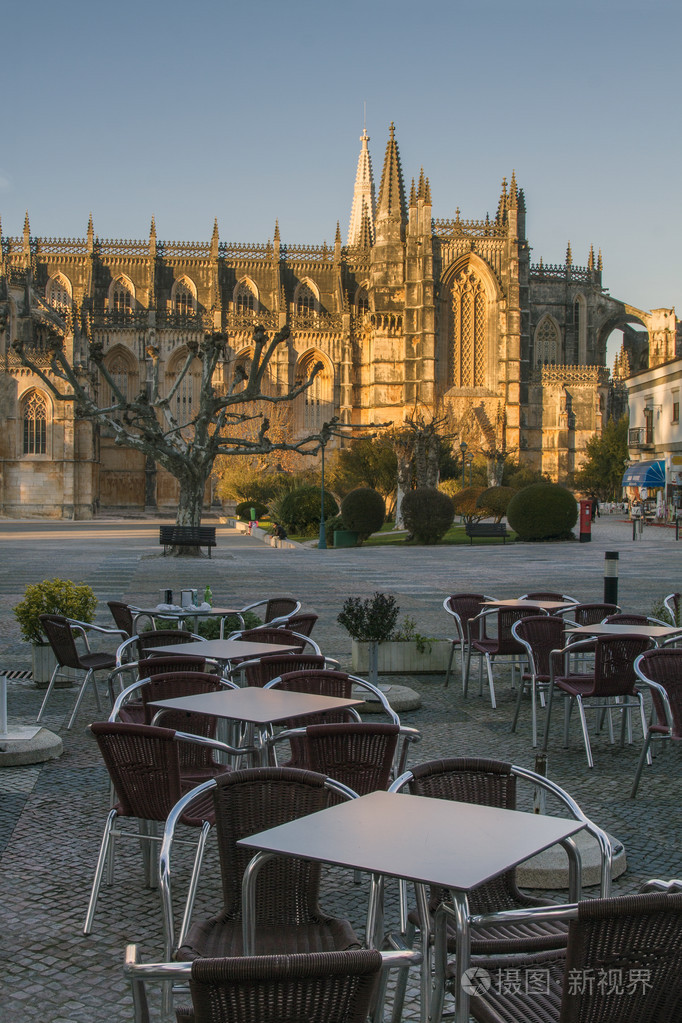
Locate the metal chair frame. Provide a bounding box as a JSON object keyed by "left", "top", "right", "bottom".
{"left": 239, "top": 597, "right": 302, "bottom": 625}
{"left": 464, "top": 606, "right": 549, "bottom": 708}
{"left": 630, "top": 650, "right": 682, "bottom": 797}
{"left": 115, "top": 630, "right": 205, "bottom": 667}
{"left": 511, "top": 614, "right": 566, "bottom": 747}
{"left": 36, "top": 614, "right": 127, "bottom": 729}
{"left": 519, "top": 591, "right": 579, "bottom": 603}
{"left": 442, "top": 594, "right": 496, "bottom": 690}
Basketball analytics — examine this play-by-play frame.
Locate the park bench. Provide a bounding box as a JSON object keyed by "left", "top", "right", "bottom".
{"left": 465, "top": 522, "right": 509, "bottom": 545}
{"left": 159, "top": 525, "right": 217, "bottom": 557}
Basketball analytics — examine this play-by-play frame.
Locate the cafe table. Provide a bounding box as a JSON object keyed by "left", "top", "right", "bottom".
{"left": 131, "top": 605, "right": 244, "bottom": 637}
{"left": 148, "top": 685, "right": 363, "bottom": 764}
{"left": 566, "top": 622, "right": 682, "bottom": 644}
{"left": 149, "top": 637, "right": 299, "bottom": 668}
{"left": 238, "top": 789, "right": 584, "bottom": 1023}
{"left": 483, "top": 598, "right": 576, "bottom": 613}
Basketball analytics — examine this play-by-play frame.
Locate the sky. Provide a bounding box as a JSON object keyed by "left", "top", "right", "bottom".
{"left": 1, "top": 0, "right": 680, "bottom": 333}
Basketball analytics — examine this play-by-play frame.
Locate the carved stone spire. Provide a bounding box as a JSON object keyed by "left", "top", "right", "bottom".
{"left": 424, "top": 177, "right": 431, "bottom": 204}
{"left": 509, "top": 170, "right": 517, "bottom": 208}
{"left": 566, "top": 241, "right": 572, "bottom": 267}
{"left": 87, "top": 213, "right": 94, "bottom": 251}
{"left": 347, "top": 127, "right": 376, "bottom": 245}
{"left": 23, "top": 211, "right": 30, "bottom": 250}
{"left": 376, "top": 122, "right": 406, "bottom": 223}
{"left": 588, "top": 244, "right": 595, "bottom": 270}
{"left": 417, "top": 167, "right": 425, "bottom": 201}
{"left": 149, "top": 216, "right": 157, "bottom": 256}
{"left": 409, "top": 178, "right": 416, "bottom": 207}
{"left": 597, "top": 248, "right": 603, "bottom": 272}
{"left": 359, "top": 205, "right": 372, "bottom": 248}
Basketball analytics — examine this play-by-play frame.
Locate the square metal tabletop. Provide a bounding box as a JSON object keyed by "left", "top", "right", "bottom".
{"left": 149, "top": 685, "right": 363, "bottom": 724}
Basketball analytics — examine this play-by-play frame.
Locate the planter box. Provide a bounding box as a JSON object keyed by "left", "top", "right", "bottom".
{"left": 351, "top": 639, "right": 451, "bottom": 674}
{"left": 333, "top": 530, "right": 359, "bottom": 548}
{"left": 31, "top": 644, "right": 78, "bottom": 688}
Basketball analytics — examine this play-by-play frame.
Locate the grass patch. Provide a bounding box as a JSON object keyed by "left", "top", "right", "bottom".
{"left": 364, "top": 523, "right": 517, "bottom": 547}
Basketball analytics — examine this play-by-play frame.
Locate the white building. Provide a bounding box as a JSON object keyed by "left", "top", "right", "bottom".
{"left": 625, "top": 356, "right": 682, "bottom": 515}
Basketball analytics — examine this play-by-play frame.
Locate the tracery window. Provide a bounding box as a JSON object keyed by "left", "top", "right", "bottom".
{"left": 166, "top": 352, "right": 200, "bottom": 427}
{"left": 23, "top": 391, "right": 48, "bottom": 455}
{"left": 356, "top": 289, "right": 369, "bottom": 316}
{"left": 535, "top": 316, "right": 561, "bottom": 367}
{"left": 449, "top": 268, "right": 487, "bottom": 387}
{"left": 46, "top": 275, "right": 71, "bottom": 310}
{"left": 174, "top": 279, "right": 196, "bottom": 316}
{"left": 296, "top": 352, "right": 333, "bottom": 432}
{"left": 111, "top": 278, "right": 134, "bottom": 315}
{"left": 296, "top": 284, "right": 316, "bottom": 317}
{"left": 235, "top": 281, "right": 257, "bottom": 314}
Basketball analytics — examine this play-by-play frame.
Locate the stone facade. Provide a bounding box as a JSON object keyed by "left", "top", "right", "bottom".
{"left": 0, "top": 124, "right": 677, "bottom": 518}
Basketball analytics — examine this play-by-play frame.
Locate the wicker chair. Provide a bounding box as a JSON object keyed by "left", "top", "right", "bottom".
{"left": 543, "top": 633, "right": 652, "bottom": 767}
{"left": 464, "top": 606, "right": 548, "bottom": 708}
{"left": 631, "top": 649, "right": 682, "bottom": 796}
{"left": 84, "top": 721, "right": 246, "bottom": 936}
{"left": 387, "top": 757, "right": 610, "bottom": 1023}
{"left": 239, "top": 597, "right": 302, "bottom": 624}
{"left": 107, "top": 600, "right": 137, "bottom": 638}
{"left": 442, "top": 594, "right": 496, "bottom": 689}
{"left": 35, "top": 613, "right": 126, "bottom": 729}
{"left": 160, "top": 767, "right": 362, "bottom": 963}
{"left": 511, "top": 614, "right": 566, "bottom": 747}
{"left": 116, "top": 629, "right": 203, "bottom": 666}
{"left": 108, "top": 654, "right": 212, "bottom": 722}
{"left": 269, "top": 721, "right": 420, "bottom": 792}
{"left": 124, "top": 944, "right": 422, "bottom": 1023}
{"left": 226, "top": 626, "right": 321, "bottom": 656}
{"left": 519, "top": 591, "right": 579, "bottom": 603}
{"left": 277, "top": 612, "right": 319, "bottom": 636}
{"left": 233, "top": 653, "right": 327, "bottom": 688}
{"left": 561, "top": 602, "right": 620, "bottom": 625}
{"left": 462, "top": 890, "right": 682, "bottom": 1023}
{"left": 664, "top": 592, "right": 680, "bottom": 626}
{"left": 603, "top": 612, "right": 669, "bottom": 626}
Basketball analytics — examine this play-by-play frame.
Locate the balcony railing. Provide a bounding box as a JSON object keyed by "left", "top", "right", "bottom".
{"left": 629, "top": 427, "right": 654, "bottom": 448}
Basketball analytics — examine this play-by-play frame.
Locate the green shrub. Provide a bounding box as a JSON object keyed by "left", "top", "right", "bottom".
{"left": 337, "top": 592, "right": 400, "bottom": 642}
{"left": 234, "top": 500, "right": 269, "bottom": 521}
{"left": 402, "top": 487, "right": 455, "bottom": 544}
{"left": 450, "top": 486, "right": 486, "bottom": 522}
{"left": 14, "top": 578, "right": 98, "bottom": 644}
{"left": 476, "top": 486, "right": 514, "bottom": 523}
{"left": 325, "top": 513, "right": 345, "bottom": 545}
{"left": 506, "top": 483, "right": 578, "bottom": 541}
{"left": 278, "top": 485, "right": 339, "bottom": 536}
{"left": 340, "top": 487, "right": 385, "bottom": 541}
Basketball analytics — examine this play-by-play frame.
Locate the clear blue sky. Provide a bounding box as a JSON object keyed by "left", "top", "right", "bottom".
{"left": 2, "top": 0, "right": 680, "bottom": 322}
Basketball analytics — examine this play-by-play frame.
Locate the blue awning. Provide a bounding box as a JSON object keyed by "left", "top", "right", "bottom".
{"left": 621, "top": 459, "right": 666, "bottom": 487}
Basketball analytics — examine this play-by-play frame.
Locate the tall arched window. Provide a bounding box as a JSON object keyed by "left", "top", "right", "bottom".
{"left": 166, "top": 351, "right": 200, "bottom": 426}
{"left": 46, "top": 274, "right": 71, "bottom": 310}
{"left": 173, "top": 278, "right": 196, "bottom": 316}
{"left": 296, "top": 351, "right": 333, "bottom": 432}
{"left": 449, "top": 267, "right": 487, "bottom": 387}
{"left": 23, "top": 390, "right": 48, "bottom": 455}
{"left": 296, "top": 283, "right": 317, "bottom": 317}
{"left": 535, "top": 315, "right": 561, "bottom": 366}
{"left": 356, "top": 289, "right": 369, "bottom": 316}
{"left": 110, "top": 277, "right": 134, "bottom": 316}
{"left": 234, "top": 281, "right": 257, "bottom": 314}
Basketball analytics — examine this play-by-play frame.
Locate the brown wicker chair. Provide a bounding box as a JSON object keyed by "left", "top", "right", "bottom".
{"left": 519, "top": 591, "right": 579, "bottom": 603}
{"left": 511, "top": 615, "right": 567, "bottom": 747}
{"left": 664, "top": 592, "right": 680, "bottom": 626}
{"left": 116, "top": 629, "right": 203, "bottom": 667}
{"left": 84, "top": 721, "right": 245, "bottom": 936}
{"left": 631, "top": 649, "right": 682, "bottom": 796}
{"left": 161, "top": 767, "right": 361, "bottom": 962}
{"left": 603, "top": 612, "right": 668, "bottom": 626}
{"left": 227, "top": 626, "right": 321, "bottom": 656}
{"left": 107, "top": 600, "right": 136, "bottom": 638}
{"left": 239, "top": 597, "right": 302, "bottom": 624}
{"left": 464, "top": 606, "right": 549, "bottom": 708}
{"left": 109, "top": 653, "right": 212, "bottom": 722}
{"left": 462, "top": 890, "right": 682, "bottom": 1023}
{"left": 561, "top": 602, "right": 620, "bottom": 626}
{"left": 233, "top": 653, "right": 326, "bottom": 688}
{"left": 543, "top": 633, "right": 653, "bottom": 767}
{"left": 442, "top": 594, "right": 496, "bottom": 689}
{"left": 277, "top": 612, "right": 319, "bottom": 636}
{"left": 388, "top": 757, "right": 609, "bottom": 1023}
{"left": 35, "top": 613, "right": 126, "bottom": 729}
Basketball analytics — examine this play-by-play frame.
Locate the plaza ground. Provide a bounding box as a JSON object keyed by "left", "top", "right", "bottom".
{"left": 0, "top": 515, "right": 679, "bottom": 1021}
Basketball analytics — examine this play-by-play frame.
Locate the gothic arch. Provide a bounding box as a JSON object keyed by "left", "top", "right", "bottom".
{"left": 534, "top": 314, "right": 562, "bottom": 367}
{"left": 103, "top": 345, "right": 139, "bottom": 408}
{"left": 294, "top": 349, "right": 334, "bottom": 433}
{"left": 46, "top": 273, "right": 72, "bottom": 309}
{"left": 166, "top": 346, "right": 201, "bottom": 425}
{"left": 107, "top": 274, "right": 135, "bottom": 313}
{"left": 354, "top": 284, "right": 369, "bottom": 315}
{"left": 18, "top": 386, "right": 52, "bottom": 457}
{"left": 233, "top": 277, "right": 259, "bottom": 313}
{"left": 294, "top": 279, "right": 319, "bottom": 316}
{"left": 170, "top": 275, "right": 197, "bottom": 315}
{"left": 440, "top": 255, "right": 500, "bottom": 390}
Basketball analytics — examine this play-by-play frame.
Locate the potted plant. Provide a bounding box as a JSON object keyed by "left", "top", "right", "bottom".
{"left": 338, "top": 593, "right": 450, "bottom": 683}
{"left": 13, "top": 578, "right": 98, "bottom": 686}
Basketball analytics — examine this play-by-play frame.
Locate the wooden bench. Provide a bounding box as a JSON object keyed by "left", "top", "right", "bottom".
{"left": 159, "top": 525, "right": 217, "bottom": 557}
{"left": 465, "top": 522, "right": 509, "bottom": 545}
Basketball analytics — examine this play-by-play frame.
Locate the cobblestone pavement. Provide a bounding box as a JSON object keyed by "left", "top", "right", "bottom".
{"left": 0, "top": 516, "right": 680, "bottom": 1021}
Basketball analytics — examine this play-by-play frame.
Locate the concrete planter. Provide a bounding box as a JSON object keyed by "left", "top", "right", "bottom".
{"left": 31, "top": 644, "right": 77, "bottom": 688}
{"left": 351, "top": 639, "right": 451, "bottom": 674}
{"left": 333, "top": 530, "right": 359, "bottom": 548}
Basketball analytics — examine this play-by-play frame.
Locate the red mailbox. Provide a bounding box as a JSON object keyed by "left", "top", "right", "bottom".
{"left": 579, "top": 499, "right": 592, "bottom": 542}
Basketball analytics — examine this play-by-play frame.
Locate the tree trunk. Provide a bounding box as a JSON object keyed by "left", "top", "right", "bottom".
{"left": 171, "top": 473, "right": 209, "bottom": 556}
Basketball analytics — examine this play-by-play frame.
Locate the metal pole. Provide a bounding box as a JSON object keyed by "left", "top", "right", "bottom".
{"left": 604, "top": 551, "right": 619, "bottom": 605}
{"left": 318, "top": 441, "right": 327, "bottom": 549}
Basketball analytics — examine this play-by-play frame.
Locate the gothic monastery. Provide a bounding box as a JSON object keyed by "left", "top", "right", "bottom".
{"left": 0, "top": 124, "right": 678, "bottom": 518}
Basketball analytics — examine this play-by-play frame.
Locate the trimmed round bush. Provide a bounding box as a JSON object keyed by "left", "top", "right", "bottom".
{"left": 450, "top": 486, "right": 486, "bottom": 522}
{"left": 475, "top": 486, "right": 514, "bottom": 523}
{"left": 402, "top": 487, "right": 455, "bottom": 544}
{"left": 234, "top": 500, "right": 269, "bottom": 521}
{"left": 340, "top": 487, "right": 386, "bottom": 541}
{"left": 506, "top": 483, "right": 578, "bottom": 541}
{"left": 278, "top": 485, "right": 339, "bottom": 537}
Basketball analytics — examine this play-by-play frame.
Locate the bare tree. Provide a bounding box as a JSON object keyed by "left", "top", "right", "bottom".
{"left": 12, "top": 307, "right": 325, "bottom": 531}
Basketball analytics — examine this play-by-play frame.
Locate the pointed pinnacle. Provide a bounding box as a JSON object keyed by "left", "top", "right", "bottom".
{"left": 597, "top": 248, "right": 603, "bottom": 271}
{"left": 566, "top": 241, "right": 572, "bottom": 266}
{"left": 409, "top": 178, "right": 416, "bottom": 206}
{"left": 274, "top": 219, "right": 280, "bottom": 243}
{"left": 418, "top": 167, "right": 425, "bottom": 201}
{"left": 588, "top": 244, "right": 595, "bottom": 270}
{"left": 335, "top": 221, "right": 342, "bottom": 244}
{"left": 150, "top": 216, "right": 156, "bottom": 237}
